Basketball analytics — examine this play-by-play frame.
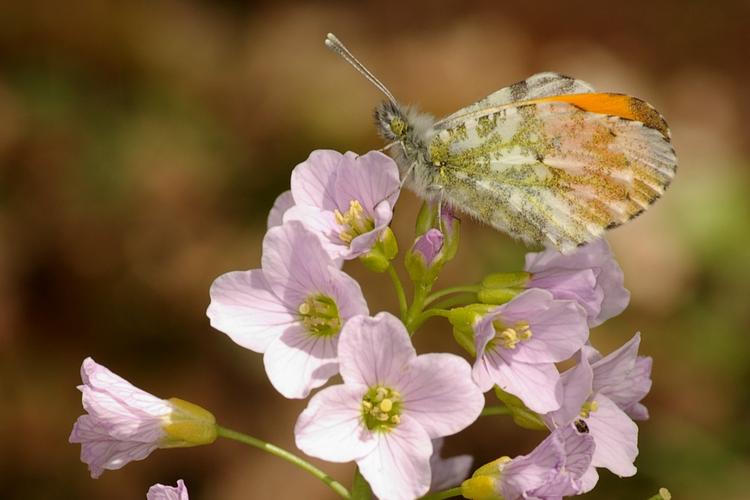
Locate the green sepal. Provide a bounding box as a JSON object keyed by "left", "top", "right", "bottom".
{"left": 359, "top": 228, "right": 398, "bottom": 273}
{"left": 449, "top": 304, "right": 493, "bottom": 356}
{"left": 493, "top": 387, "right": 547, "bottom": 431}
{"left": 415, "top": 201, "right": 435, "bottom": 235}
{"left": 478, "top": 272, "right": 529, "bottom": 304}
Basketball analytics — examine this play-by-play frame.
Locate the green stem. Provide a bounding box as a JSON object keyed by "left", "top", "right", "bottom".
{"left": 425, "top": 285, "right": 481, "bottom": 306}
{"left": 409, "top": 308, "right": 452, "bottom": 333}
{"left": 216, "top": 425, "right": 350, "bottom": 499}
{"left": 430, "top": 293, "right": 478, "bottom": 311}
{"left": 405, "top": 283, "right": 432, "bottom": 334}
{"left": 480, "top": 405, "right": 512, "bottom": 417}
{"left": 420, "top": 486, "right": 463, "bottom": 500}
{"left": 387, "top": 264, "right": 408, "bottom": 321}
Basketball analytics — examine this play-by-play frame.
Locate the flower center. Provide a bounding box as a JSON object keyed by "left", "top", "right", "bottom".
{"left": 490, "top": 319, "right": 533, "bottom": 349}
{"left": 361, "top": 385, "right": 402, "bottom": 432}
{"left": 298, "top": 294, "right": 341, "bottom": 337}
{"left": 334, "top": 200, "right": 374, "bottom": 245}
{"left": 579, "top": 399, "right": 599, "bottom": 419}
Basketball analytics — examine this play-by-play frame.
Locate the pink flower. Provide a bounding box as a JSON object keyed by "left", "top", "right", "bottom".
{"left": 283, "top": 150, "right": 400, "bottom": 260}
{"left": 207, "top": 221, "right": 368, "bottom": 398}
{"left": 294, "top": 313, "right": 484, "bottom": 500}
{"left": 413, "top": 228, "right": 444, "bottom": 266}
{"left": 544, "top": 354, "right": 639, "bottom": 478}
{"left": 147, "top": 479, "right": 189, "bottom": 500}
{"left": 429, "top": 438, "right": 473, "bottom": 492}
{"left": 472, "top": 289, "right": 589, "bottom": 413}
{"left": 525, "top": 239, "right": 630, "bottom": 327}
{"left": 69, "top": 358, "right": 217, "bottom": 478}
{"left": 584, "top": 332, "right": 652, "bottom": 420}
{"left": 462, "top": 424, "right": 596, "bottom": 500}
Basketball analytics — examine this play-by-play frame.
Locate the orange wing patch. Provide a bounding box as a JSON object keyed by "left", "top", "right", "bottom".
{"left": 532, "top": 93, "right": 670, "bottom": 138}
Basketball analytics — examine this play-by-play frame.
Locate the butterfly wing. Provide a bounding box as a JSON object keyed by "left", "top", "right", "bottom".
{"left": 428, "top": 93, "right": 676, "bottom": 252}
{"left": 437, "top": 72, "right": 595, "bottom": 128}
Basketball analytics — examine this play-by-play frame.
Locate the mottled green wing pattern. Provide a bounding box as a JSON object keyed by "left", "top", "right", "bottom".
{"left": 428, "top": 98, "right": 676, "bottom": 252}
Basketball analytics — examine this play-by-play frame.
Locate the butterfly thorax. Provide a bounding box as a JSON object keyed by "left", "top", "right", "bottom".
{"left": 375, "top": 101, "right": 439, "bottom": 199}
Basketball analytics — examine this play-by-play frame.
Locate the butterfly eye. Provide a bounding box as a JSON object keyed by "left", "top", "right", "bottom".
{"left": 390, "top": 117, "right": 407, "bottom": 137}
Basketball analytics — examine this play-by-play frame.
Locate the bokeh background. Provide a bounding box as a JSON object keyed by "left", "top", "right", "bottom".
{"left": 1, "top": 1, "right": 749, "bottom": 498}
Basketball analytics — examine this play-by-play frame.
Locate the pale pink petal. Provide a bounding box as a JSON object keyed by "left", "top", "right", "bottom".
{"left": 398, "top": 353, "right": 483, "bottom": 438}
{"left": 338, "top": 313, "right": 416, "bottom": 388}
{"left": 545, "top": 357, "right": 593, "bottom": 429}
{"left": 290, "top": 150, "right": 342, "bottom": 210}
{"left": 528, "top": 268, "right": 603, "bottom": 322}
{"left": 147, "top": 479, "right": 189, "bottom": 500}
{"left": 70, "top": 415, "right": 158, "bottom": 478}
{"left": 489, "top": 357, "right": 562, "bottom": 414}
{"left": 267, "top": 190, "right": 295, "bottom": 228}
{"left": 282, "top": 205, "right": 345, "bottom": 261}
{"left": 348, "top": 200, "right": 394, "bottom": 256}
{"left": 579, "top": 466, "right": 599, "bottom": 493}
{"left": 333, "top": 150, "right": 400, "bottom": 216}
{"left": 356, "top": 414, "right": 433, "bottom": 500}
{"left": 295, "top": 385, "right": 377, "bottom": 462}
{"left": 261, "top": 221, "right": 338, "bottom": 304}
{"left": 263, "top": 326, "right": 340, "bottom": 399}
{"left": 529, "top": 425, "right": 595, "bottom": 497}
{"left": 502, "top": 431, "right": 563, "bottom": 499}
{"left": 587, "top": 394, "right": 638, "bottom": 477}
{"left": 207, "top": 270, "right": 296, "bottom": 352}
{"left": 429, "top": 438, "right": 473, "bottom": 491}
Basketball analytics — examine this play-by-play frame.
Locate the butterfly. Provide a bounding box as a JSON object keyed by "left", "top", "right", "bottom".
{"left": 325, "top": 33, "right": 677, "bottom": 253}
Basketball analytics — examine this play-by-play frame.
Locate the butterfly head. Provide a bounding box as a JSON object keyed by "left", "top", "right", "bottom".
{"left": 374, "top": 100, "right": 410, "bottom": 142}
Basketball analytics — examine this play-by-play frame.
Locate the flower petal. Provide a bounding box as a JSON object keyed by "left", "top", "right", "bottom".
{"left": 357, "top": 414, "right": 433, "bottom": 500}
{"left": 290, "top": 150, "right": 342, "bottom": 210}
{"left": 502, "top": 430, "right": 564, "bottom": 499}
{"left": 295, "top": 385, "right": 377, "bottom": 462}
{"left": 590, "top": 333, "right": 652, "bottom": 416}
{"left": 147, "top": 479, "right": 189, "bottom": 500}
{"left": 207, "top": 270, "right": 296, "bottom": 352}
{"left": 399, "top": 353, "right": 483, "bottom": 438}
{"left": 587, "top": 394, "right": 638, "bottom": 477}
{"left": 488, "top": 356, "right": 563, "bottom": 414}
{"left": 267, "top": 190, "right": 295, "bottom": 228}
{"left": 545, "top": 356, "right": 594, "bottom": 429}
{"left": 282, "top": 205, "right": 346, "bottom": 261}
{"left": 263, "top": 327, "right": 340, "bottom": 399}
{"left": 261, "top": 221, "right": 338, "bottom": 304}
{"left": 337, "top": 313, "right": 416, "bottom": 388}
{"left": 429, "top": 438, "right": 473, "bottom": 491}
{"left": 333, "top": 151, "right": 400, "bottom": 216}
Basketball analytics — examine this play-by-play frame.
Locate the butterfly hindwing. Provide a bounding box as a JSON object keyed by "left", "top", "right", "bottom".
{"left": 428, "top": 97, "right": 676, "bottom": 252}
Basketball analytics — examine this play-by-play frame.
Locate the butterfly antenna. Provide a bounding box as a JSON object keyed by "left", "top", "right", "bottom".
{"left": 325, "top": 33, "right": 398, "bottom": 106}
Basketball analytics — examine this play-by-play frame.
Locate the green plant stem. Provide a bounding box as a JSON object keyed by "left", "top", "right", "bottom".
{"left": 387, "top": 264, "right": 408, "bottom": 321}
{"left": 430, "top": 293, "right": 479, "bottom": 310}
{"left": 216, "top": 425, "right": 350, "bottom": 499}
{"left": 405, "top": 283, "right": 432, "bottom": 334}
{"left": 425, "top": 285, "right": 481, "bottom": 306}
{"left": 420, "top": 486, "right": 463, "bottom": 500}
{"left": 409, "top": 308, "right": 452, "bottom": 333}
{"left": 480, "top": 405, "right": 512, "bottom": 417}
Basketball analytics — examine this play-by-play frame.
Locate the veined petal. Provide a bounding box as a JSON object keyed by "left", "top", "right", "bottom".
{"left": 590, "top": 333, "right": 652, "bottom": 414}
{"left": 356, "top": 414, "right": 433, "bottom": 500}
{"left": 587, "top": 394, "right": 638, "bottom": 477}
{"left": 502, "top": 431, "right": 564, "bottom": 499}
{"left": 333, "top": 150, "right": 400, "bottom": 217}
{"left": 491, "top": 357, "right": 562, "bottom": 414}
{"left": 282, "top": 205, "right": 346, "bottom": 262}
{"left": 399, "top": 353, "right": 483, "bottom": 438}
{"left": 147, "top": 479, "right": 189, "bottom": 500}
{"left": 338, "top": 313, "right": 416, "bottom": 388}
{"left": 295, "top": 385, "right": 377, "bottom": 462}
{"left": 545, "top": 356, "right": 593, "bottom": 429}
{"left": 290, "top": 150, "right": 342, "bottom": 210}
{"left": 207, "top": 270, "right": 296, "bottom": 353}
{"left": 263, "top": 327, "right": 339, "bottom": 399}
{"left": 267, "top": 190, "right": 295, "bottom": 228}
{"left": 261, "top": 221, "right": 339, "bottom": 304}
{"left": 528, "top": 268, "right": 603, "bottom": 324}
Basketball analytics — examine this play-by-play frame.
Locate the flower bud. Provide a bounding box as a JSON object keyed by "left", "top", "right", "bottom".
{"left": 461, "top": 457, "right": 510, "bottom": 500}
{"left": 405, "top": 229, "right": 444, "bottom": 284}
{"left": 477, "top": 272, "right": 530, "bottom": 305}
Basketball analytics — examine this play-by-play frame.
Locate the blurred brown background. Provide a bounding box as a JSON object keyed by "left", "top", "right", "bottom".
{"left": 1, "top": 0, "right": 749, "bottom": 498}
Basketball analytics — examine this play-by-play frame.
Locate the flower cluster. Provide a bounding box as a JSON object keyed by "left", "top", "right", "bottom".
{"left": 69, "top": 149, "right": 656, "bottom": 499}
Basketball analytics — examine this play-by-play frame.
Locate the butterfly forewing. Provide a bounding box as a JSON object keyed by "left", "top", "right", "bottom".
{"left": 428, "top": 96, "right": 676, "bottom": 252}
